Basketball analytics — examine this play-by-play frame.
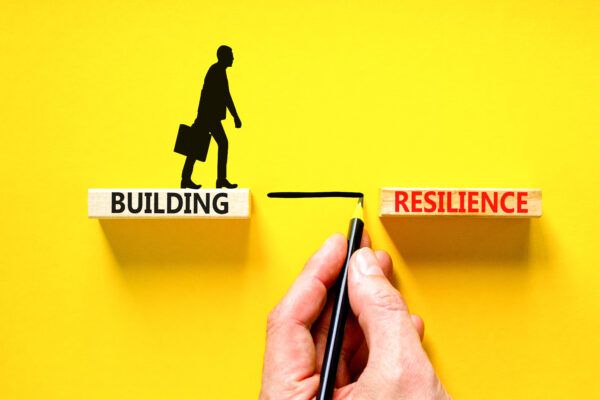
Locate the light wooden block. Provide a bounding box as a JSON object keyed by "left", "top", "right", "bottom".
{"left": 88, "top": 189, "right": 250, "bottom": 219}
{"left": 380, "top": 188, "right": 541, "bottom": 217}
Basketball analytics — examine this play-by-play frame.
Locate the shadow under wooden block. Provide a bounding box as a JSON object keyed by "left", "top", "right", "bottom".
{"left": 100, "top": 218, "right": 250, "bottom": 267}
{"left": 381, "top": 216, "right": 531, "bottom": 265}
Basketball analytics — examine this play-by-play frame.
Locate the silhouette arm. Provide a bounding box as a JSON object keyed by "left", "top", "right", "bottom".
{"left": 226, "top": 88, "right": 239, "bottom": 119}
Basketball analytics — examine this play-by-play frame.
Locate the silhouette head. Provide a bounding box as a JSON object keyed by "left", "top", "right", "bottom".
{"left": 217, "top": 45, "right": 234, "bottom": 67}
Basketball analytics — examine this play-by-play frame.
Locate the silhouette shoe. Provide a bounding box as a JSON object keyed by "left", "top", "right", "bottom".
{"left": 216, "top": 179, "right": 238, "bottom": 189}
{"left": 180, "top": 179, "right": 202, "bottom": 189}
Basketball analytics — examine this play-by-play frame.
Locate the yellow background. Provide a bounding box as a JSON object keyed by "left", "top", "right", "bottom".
{"left": 1, "top": 1, "right": 599, "bottom": 398}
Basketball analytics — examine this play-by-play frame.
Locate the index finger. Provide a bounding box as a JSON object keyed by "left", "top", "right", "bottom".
{"left": 271, "top": 233, "right": 348, "bottom": 328}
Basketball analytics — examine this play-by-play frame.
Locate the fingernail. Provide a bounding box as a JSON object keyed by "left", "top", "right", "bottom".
{"left": 321, "top": 234, "right": 340, "bottom": 253}
{"left": 356, "top": 249, "right": 384, "bottom": 276}
{"left": 323, "top": 234, "right": 336, "bottom": 248}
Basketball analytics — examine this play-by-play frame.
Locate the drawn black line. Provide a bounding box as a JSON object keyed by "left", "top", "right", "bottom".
{"left": 267, "top": 191, "right": 363, "bottom": 199}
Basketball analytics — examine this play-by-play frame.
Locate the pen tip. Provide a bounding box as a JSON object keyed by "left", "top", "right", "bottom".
{"left": 353, "top": 197, "right": 364, "bottom": 219}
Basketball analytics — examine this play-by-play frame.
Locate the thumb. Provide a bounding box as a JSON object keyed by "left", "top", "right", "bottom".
{"left": 348, "top": 248, "right": 423, "bottom": 366}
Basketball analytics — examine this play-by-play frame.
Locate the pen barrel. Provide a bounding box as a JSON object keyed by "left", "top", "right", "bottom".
{"left": 317, "top": 217, "right": 364, "bottom": 400}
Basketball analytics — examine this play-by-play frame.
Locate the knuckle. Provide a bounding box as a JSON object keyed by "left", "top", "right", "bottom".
{"left": 371, "top": 287, "right": 406, "bottom": 313}
{"left": 383, "top": 357, "right": 439, "bottom": 391}
{"left": 381, "top": 364, "right": 409, "bottom": 384}
{"left": 266, "top": 305, "right": 282, "bottom": 333}
{"left": 376, "top": 362, "right": 416, "bottom": 389}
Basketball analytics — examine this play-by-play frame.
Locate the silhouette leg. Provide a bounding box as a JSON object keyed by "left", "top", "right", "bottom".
{"left": 182, "top": 156, "right": 196, "bottom": 179}
{"left": 180, "top": 156, "right": 201, "bottom": 189}
{"left": 211, "top": 121, "right": 237, "bottom": 188}
{"left": 210, "top": 122, "right": 229, "bottom": 180}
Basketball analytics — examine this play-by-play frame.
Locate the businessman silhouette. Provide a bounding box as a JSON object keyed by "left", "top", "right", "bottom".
{"left": 181, "top": 45, "right": 242, "bottom": 189}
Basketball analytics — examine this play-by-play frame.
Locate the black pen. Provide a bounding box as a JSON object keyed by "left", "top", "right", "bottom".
{"left": 317, "top": 197, "right": 364, "bottom": 400}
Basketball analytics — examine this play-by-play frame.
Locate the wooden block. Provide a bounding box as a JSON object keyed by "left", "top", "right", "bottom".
{"left": 88, "top": 189, "right": 250, "bottom": 219}
{"left": 380, "top": 188, "right": 541, "bottom": 217}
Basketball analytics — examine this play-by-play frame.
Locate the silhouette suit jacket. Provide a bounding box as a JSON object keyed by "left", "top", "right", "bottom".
{"left": 197, "top": 63, "right": 235, "bottom": 122}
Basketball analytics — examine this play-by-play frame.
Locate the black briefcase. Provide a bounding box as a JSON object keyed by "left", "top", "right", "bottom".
{"left": 174, "top": 124, "right": 211, "bottom": 162}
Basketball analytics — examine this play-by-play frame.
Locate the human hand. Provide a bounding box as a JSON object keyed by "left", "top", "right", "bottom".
{"left": 234, "top": 116, "right": 242, "bottom": 128}
{"left": 259, "top": 233, "right": 451, "bottom": 400}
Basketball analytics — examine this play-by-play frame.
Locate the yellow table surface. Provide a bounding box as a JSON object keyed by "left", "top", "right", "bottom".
{"left": 1, "top": 1, "right": 599, "bottom": 398}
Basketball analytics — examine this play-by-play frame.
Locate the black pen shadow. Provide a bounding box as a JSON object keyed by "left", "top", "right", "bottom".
{"left": 100, "top": 218, "right": 250, "bottom": 268}
{"left": 381, "top": 216, "right": 531, "bottom": 266}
